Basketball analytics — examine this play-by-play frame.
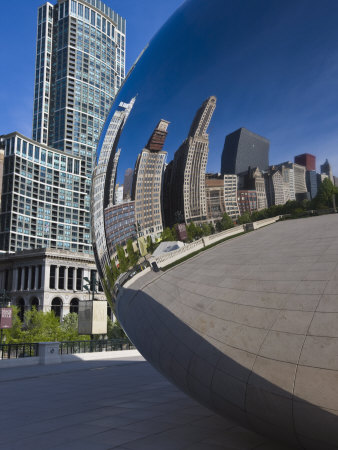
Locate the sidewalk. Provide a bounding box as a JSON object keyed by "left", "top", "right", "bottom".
{"left": 0, "top": 354, "right": 289, "bottom": 449}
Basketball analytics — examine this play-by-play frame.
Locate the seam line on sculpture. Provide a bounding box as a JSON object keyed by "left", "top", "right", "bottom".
{"left": 291, "top": 279, "right": 331, "bottom": 449}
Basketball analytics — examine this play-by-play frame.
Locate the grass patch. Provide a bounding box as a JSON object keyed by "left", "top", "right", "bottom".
{"left": 161, "top": 231, "right": 247, "bottom": 271}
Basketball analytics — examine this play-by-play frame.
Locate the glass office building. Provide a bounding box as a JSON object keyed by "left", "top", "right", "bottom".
{"left": 32, "top": 0, "right": 126, "bottom": 180}
{"left": 0, "top": 133, "right": 91, "bottom": 253}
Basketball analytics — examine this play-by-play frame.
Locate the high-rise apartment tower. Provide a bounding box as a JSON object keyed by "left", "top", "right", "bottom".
{"left": 32, "top": 0, "right": 126, "bottom": 180}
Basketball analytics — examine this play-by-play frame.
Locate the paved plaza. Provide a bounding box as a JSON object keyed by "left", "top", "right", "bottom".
{"left": 0, "top": 354, "right": 289, "bottom": 450}
{"left": 118, "top": 215, "right": 338, "bottom": 449}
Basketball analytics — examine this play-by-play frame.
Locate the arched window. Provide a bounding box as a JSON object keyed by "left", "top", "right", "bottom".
{"left": 51, "top": 297, "right": 63, "bottom": 318}
{"left": 70, "top": 298, "right": 79, "bottom": 314}
{"left": 17, "top": 298, "right": 25, "bottom": 321}
{"left": 31, "top": 297, "right": 39, "bottom": 310}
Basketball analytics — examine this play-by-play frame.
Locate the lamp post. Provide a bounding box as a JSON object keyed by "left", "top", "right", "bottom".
{"left": 83, "top": 274, "right": 99, "bottom": 345}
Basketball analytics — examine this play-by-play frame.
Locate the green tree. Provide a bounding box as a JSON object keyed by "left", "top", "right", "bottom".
{"left": 60, "top": 313, "right": 89, "bottom": 341}
{"left": 107, "top": 317, "right": 128, "bottom": 339}
{"left": 186, "top": 221, "right": 199, "bottom": 241}
{"left": 314, "top": 178, "right": 337, "bottom": 208}
{"left": 219, "top": 213, "right": 234, "bottom": 230}
{"left": 161, "top": 227, "right": 176, "bottom": 242}
{"left": 127, "top": 239, "right": 139, "bottom": 267}
{"left": 201, "top": 223, "right": 212, "bottom": 236}
{"left": 116, "top": 245, "right": 129, "bottom": 272}
{"left": 237, "top": 212, "right": 251, "bottom": 224}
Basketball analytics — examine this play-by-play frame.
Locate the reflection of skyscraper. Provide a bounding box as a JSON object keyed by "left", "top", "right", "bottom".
{"left": 123, "top": 168, "right": 133, "bottom": 201}
{"left": 132, "top": 120, "right": 169, "bottom": 239}
{"left": 168, "top": 96, "right": 216, "bottom": 225}
{"left": 264, "top": 169, "right": 285, "bottom": 207}
{"left": 238, "top": 167, "right": 268, "bottom": 211}
{"left": 91, "top": 98, "right": 135, "bottom": 275}
{"left": 294, "top": 153, "right": 316, "bottom": 171}
{"left": 221, "top": 128, "right": 269, "bottom": 175}
{"left": 321, "top": 159, "right": 333, "bottom": 182}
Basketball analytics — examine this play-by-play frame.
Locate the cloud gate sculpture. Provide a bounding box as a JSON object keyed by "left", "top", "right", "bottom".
{"left": 91, "top": 1, "right": 338, "bottom": 448}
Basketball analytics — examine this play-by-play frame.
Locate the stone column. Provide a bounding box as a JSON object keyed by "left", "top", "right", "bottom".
{"left": 34, "top": 266, "right": 39, "bottom": 290}
{"left": 27, "top": 267, "right": 32, "bottom": 291}
{"left": 64, "top": 267, "right": 69, "bottom": 291}
{"left": 12, "top": 268, "right": 18, "bottom": 291}
{"left": 43, "top": 264, "right": 49, "bottom": 290}
{"left": 55, "top": 266, "right": 59, "bottom": 290}
{"left": 73, "top": 267, "right": 77, "bottom": 291}
{"left": 21, "top": 267, "right": 25, "bottom": 291}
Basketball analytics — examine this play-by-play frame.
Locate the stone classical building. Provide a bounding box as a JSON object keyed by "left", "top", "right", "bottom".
{"left": 167, "top": 96, "right": 216, "bottom": 225}
{"left": 0, "top": 248, "right": 105, "bottom": 320}
{"left": 132, "top": 120, "right": 169, "bottom": 240}
{"left": 221, "top": 128, "right": 269, "bottom": 175}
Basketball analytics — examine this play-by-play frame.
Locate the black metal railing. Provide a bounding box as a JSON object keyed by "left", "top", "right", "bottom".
{"left": 0, "top": 343, "right": 39, "bottom": 360}
{"left": 59, "top": 339, "right": 135, "bottom": 355}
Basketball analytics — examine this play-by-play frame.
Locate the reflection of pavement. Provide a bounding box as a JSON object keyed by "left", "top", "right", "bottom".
{"left": 0, "top": 355, "right": 289, "bottom": 449}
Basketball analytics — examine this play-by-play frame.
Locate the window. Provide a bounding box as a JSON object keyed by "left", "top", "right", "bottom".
{"left": 85, "top": 7, "right": 90, "bottom": 20}
{"left": 34, "top": 146, "right": 40, "bottom": 161}
{"left": 71, "top": 0, "right": 77, "bottom": 14}
{"left": 51, "top": 297, "right": 62, "bottom": 318}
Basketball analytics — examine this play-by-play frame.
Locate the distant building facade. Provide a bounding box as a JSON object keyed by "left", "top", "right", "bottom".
{"left": 132, "top": 120, "right": 169, "bottom": 239}
{"left": 205, "top": 174, "right": 225, "bottom": 221}
{"left": 167, "top": 96, "right": 217, "bottom": 225}
{"left": 224, "top": 174, "right": 240, "bottom": 219}
{"left": 306, "top": 170, "right": 318, "bottom": 199}
{"left": 237, "top": 190, "right": 257, "bottom": 215}
{"left": 237, "top": 167, "right": 267, "bottom": 210}
{"left": 104, "top": 201, "right": 136, "bottom": 257}
{"left": 321, "top": 159, "right": 333, "bottom": 182}
{"left": 275, "top": 162, "right": 308, "bottom": 202}
{"left": 123, "top": 168, "right": 133, "bottom": 201}
{"left": 294, "top": 153, "right": 316, "bottom": 171}
{"left": 221, "top": 128, "right": 269, "bottom": 175}
{"left": 264, "top": 169, "right": 285, "bottom": 207}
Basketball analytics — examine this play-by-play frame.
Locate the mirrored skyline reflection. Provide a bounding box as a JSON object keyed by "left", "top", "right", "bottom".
{"left": 92, "top": 0, "right": 338, "bottom": 275}
{"left": 97, "top": 0, "right": 338, "bottom": 177}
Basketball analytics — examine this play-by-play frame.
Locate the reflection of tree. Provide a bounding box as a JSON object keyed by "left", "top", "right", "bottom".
{"left": 174, "top": 210, "right": 184, "bottom": 224}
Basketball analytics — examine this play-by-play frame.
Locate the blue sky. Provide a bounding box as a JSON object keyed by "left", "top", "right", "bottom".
{"left": 99, "top": 0, "right": 338, "bottom": 181}
{"left": 0, "top": 0, "right": 184, "bottom": 136}
{"left": 1, "top": 0, "right": 337, "bottom": 177}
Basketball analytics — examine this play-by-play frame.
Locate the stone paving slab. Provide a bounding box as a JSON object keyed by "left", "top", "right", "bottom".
{"left": 0, "top": 355, "right": 291, "bottom": 449}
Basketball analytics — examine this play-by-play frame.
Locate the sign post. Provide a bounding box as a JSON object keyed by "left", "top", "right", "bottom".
{"left": 0, "top": 290, "right": 12, "bottom": 345}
